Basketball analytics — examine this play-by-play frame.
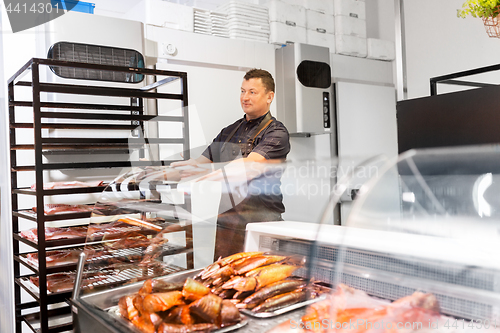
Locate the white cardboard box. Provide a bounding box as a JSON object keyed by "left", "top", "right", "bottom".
{"left": 305, "top": 0, "right": 334, "bottom": 15}
{"left": 269, "top": 21, "right": 307, "bottom": 44}
{"left": 265, "top": 0, "right": 307, "bottom": 27}
{"left": 306, "top": 29, "right": 336, "bottom": 53}
{"left": 335, "top": 34, "right": 367, "bottom": 57}
{"left": 123, "top": 0, "right": 194, "bottom": 32}
{"left": 335, "top": 15, "right": 366, "bottom": 37}
{"left": 260, "top": 0, "right": 305, "bottom": 7}
{"left": 218, "top": 1, "right": 269, "bottom": 13}
{"left": 333, "top": 0, "right": 366, "bottom": 20}
{"left": 367, "top": 38, "right": 395, "bottom": 61}
{"left": 306, "top": 10, "right": 335, "bottom": 34}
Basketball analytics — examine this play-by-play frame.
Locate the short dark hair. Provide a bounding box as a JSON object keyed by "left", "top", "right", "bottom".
{"left": 244, "top": 68, "right": 275, "bottom": 92}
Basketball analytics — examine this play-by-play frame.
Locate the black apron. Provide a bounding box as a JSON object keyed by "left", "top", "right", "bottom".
{"left": 217, "top": 112, "right": 273, "bottom": 162}
{"left": 214, "top": 112, "right": 283, "bottom": 260}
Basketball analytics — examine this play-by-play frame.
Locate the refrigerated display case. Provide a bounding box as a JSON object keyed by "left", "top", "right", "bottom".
{"left": 69, "top": 154, "right": 383, "bottom": 333}
{"left": 262, "top": 144, "right": 500, "bottom": 333}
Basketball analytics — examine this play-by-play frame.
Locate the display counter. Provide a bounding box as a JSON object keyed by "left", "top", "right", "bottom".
{"left": 69, "top": 145, "right": 500, "bottom": 333}
{"left": 260, "top": 145, "right": 500, "bottom": 333}
{"left": 69, "top": 155, "right": 368, "bottom": 333}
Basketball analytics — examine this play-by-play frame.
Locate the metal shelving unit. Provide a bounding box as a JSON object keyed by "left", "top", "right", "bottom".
{"left": 8, "top": 58, "right": 192, "bottom": 333}
{"left": 429, "top": 63, "right": 500, "bottom": 96}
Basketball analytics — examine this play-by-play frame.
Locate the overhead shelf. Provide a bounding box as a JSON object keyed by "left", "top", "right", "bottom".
{"left": 10, "top": 100, "right": 143, "bottom": 111}
{"left": 38, "top": 112, "right": 183, "bottom": 122}
{"left": 15, "top": 277, "right": 72, "bottom": 304}
{"left": 11, "top": 123, "right": 139, "bottom": 130}
{"left": 22, "top": 306, "right": 73, "bottom": 333}
{"left": 16, "top": 81, "right": 184, "bottom": 100}
{"left": 15, "top": 253, "right": 79, "bottom": 275}
{"left": 12, "top": 160, "right": 162, "bottom": 171}
{"left": 12, "top": 144, "right": 136, "bottom": 151}
{"left": 16, "top": 261, "right": 186, "bottom": 302}
{"left": 11, "top": 138, "right": 185, "bottom": 152}
{"left": 13, "top": 208, "right": 93, "bottom": 223}
{"left": 13, "top": 186, "right": 108, "bottom": 196}
{"left": 41, "top": 138, "right": 185, "bottom": 144}
{"left": 13, "top": 232, "right": 87, "bottom": 249}
{"left": 15, "top": 242, "right": 188, "bottom": 276}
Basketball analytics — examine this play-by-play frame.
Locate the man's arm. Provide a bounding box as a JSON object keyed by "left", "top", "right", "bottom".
{"left": 191, "top": 153, "right": 267, "bottom": 183}
{"left": 170, "top": 154, "right": 212, "bottom": 168}
{"left": 246, "top": 152, "right": 267, "bottom": 163}
{"left": 250, "top": 124, "right": 290, "bottom": 161}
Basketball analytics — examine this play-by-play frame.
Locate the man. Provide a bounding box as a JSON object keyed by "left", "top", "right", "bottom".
{"left": 171, "top": 68, "right": 290, "bottom": 258}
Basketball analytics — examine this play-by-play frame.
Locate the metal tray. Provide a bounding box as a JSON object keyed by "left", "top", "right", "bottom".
{"left": 78, "top": 268, "right": 203, "bottom": 310}
{"left": 78, "top": 268, "right": 249, "bottom": 333}
{"left": 79, "top": 267, "right": 323, "bottom": 325}
{"left": 239, "top": 295, "right": 327, "bottom": 319}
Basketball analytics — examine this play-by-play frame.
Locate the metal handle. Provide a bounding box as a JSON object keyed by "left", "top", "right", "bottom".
{"left": 72, "top": 251, "right": 87, "bottom": 300}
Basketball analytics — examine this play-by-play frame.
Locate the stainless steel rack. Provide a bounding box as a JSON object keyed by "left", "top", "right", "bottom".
{"left": 8, "top": 58, "right": 192, "bottom": 333}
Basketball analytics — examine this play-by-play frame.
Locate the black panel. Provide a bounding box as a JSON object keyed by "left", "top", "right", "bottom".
{"left": 296, "top": 60, "right": 331, "bottom": 88}
{"left": 397, "top": 85, "right": 500, "bottom": 154}
{"left": 47, "top": 42, "right": 145, "bottom": 83}
{"left": 323, "top": 92, "right": 330, "bottom": 128}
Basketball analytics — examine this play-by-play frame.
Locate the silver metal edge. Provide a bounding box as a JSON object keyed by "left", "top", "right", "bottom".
{"left": 395, "top": 0, "right": 408, "bottom": 101}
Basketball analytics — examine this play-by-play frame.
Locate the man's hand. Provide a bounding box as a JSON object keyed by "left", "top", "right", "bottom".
{"left": 170, "top": 158, "right": 199, "bottom": 168}
{"left": 169, "top": 155, "right": 212, "bottom": 180}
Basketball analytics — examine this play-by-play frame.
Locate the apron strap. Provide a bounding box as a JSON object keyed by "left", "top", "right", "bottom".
{"left": 224, "top": 118, "right": 245, "bottom": 144}
{"left": 217, "top": 118, "right": 245, "bottom": 161}
{"left": 248, "top": 112, "right": 273, "bottom": 148}
{"left": 221, "top": 112, "right": 274, "bottom": 156}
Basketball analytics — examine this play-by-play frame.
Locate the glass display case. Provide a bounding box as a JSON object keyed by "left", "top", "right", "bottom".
{"left": 70, "top": 144, "right": 500, "bottom": 333}
{"left": 263, "top": 144, "right": 500, "bottom": 333}
{"left": 69, "top": 152, "right": 377, "bottom": 333}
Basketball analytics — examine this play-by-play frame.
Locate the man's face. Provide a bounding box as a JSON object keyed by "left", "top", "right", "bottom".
{"left": 240, "top": 78, "right": 274, "bottom": 120}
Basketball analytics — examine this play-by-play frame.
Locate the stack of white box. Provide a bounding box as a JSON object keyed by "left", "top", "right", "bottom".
{"left": 193, "top": 8, "right": 230, "bottom": 38}
{"left": 194, "top": 8, "right": 213, "bottom": 35}
{"left": 366, "top": 38, "right": 395, "bottom": 61}
{"left": 217, "top": 1, "right": 270, "bottom": 43}
{"left": 333, "top": 0, "right": 367, "bottom": 57}
{"left": 210, "top": 11, "right": 230, "bottom": 38}
{"left": 265, "top": 0, "right": 307, "bottom": 45}
{"left": 305, "top": 0, "right": 334, "bottom": 19}
{"left": 123, "top": 0, "right": 194, "bottom": 32}
{"left": 304, "top": 0, "right": 335, "bottom": 52}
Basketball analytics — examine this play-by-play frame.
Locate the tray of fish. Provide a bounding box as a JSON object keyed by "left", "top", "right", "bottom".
{"left": 79, "top": 251, "right": 326, "bottom": 331}
{"left": 194, "top": 251, "right": 331, "bottom": 319}
{"left": 107, "top": 305, "right": 249, "bottom": 333}
{"left": 108, "top": 268, "right": 248, "bottom": 333}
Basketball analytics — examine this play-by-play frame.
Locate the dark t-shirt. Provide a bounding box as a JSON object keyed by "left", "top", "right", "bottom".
{"left": 202, "top": 112, "right": 290, "bottom": 162}
{"left": 202, "top": 112, "right": 290, "bottom": 215}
